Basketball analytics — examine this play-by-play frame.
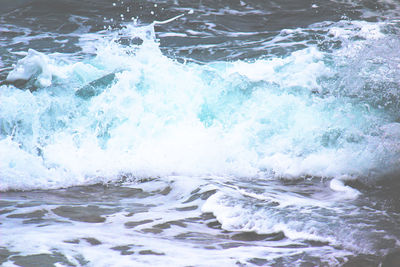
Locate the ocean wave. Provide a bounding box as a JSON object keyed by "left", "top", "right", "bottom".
{"left": 1, "top": 20, "right": 400, "bottom": 191}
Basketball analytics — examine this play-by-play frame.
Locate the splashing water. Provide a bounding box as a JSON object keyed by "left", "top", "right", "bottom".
{"left": 1, "top": 2, "right": 400, "bottom": 265}
{"left": 1, "top": 19, "right": 400, "bottom": 191}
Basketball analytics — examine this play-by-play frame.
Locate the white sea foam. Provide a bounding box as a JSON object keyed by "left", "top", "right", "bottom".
{"left": 6, "top": 49, "right": 63, "bottom": 87}
{"left": 201, "top": 186, "right": 377, "bottom": 254}
{"left": 202, "top": 191, "right": 336, "bottom": 242}
{"left": 2, "top": 11, "right": 400, "bottom": 267}
{"left": 327, "top": 20, "right": 386, "bottom": 40}
{"left": 329, "top": 178, "right": 360, "bottom": 199}
{"left": 1, "top": 20, "right": 399, "bottom": 191}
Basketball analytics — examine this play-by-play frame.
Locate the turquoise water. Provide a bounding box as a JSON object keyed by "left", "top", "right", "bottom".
{"left": 1, "top": 0, "right": 400, "bottom": 266}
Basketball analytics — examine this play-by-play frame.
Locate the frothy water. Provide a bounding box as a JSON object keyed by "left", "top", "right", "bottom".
{"left": 1, "top": 0, "right": 400, "bottom": 266}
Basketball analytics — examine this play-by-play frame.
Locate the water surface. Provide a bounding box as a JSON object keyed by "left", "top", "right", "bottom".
{"left": 1, "top": 0, "right": 400, "bottom": 266}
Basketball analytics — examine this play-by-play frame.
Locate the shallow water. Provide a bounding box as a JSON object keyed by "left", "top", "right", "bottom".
{"left": 1, "top": 0, "right": 400, "bottom": 266}
{"left": 2, "top": 176, "right": 400, "bottom": 266}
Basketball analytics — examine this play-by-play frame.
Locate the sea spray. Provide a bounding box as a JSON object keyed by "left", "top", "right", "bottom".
{"left": 2, "top": 20, "right": 400, "bottom": 191}
{"left": 2, "top": 1, "right": 400, "bottom": 266}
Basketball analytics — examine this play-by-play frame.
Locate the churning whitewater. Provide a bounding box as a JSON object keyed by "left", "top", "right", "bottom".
{"left": 2, "top": 20, "right": 400, "bottom": 191}
{"left": 1, "top": 0, "right": 400, "bottom": 266}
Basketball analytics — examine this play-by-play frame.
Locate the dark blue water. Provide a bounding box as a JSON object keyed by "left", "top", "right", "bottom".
{"left": 1, "top": 0, "right": 400, "bottom": 266}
